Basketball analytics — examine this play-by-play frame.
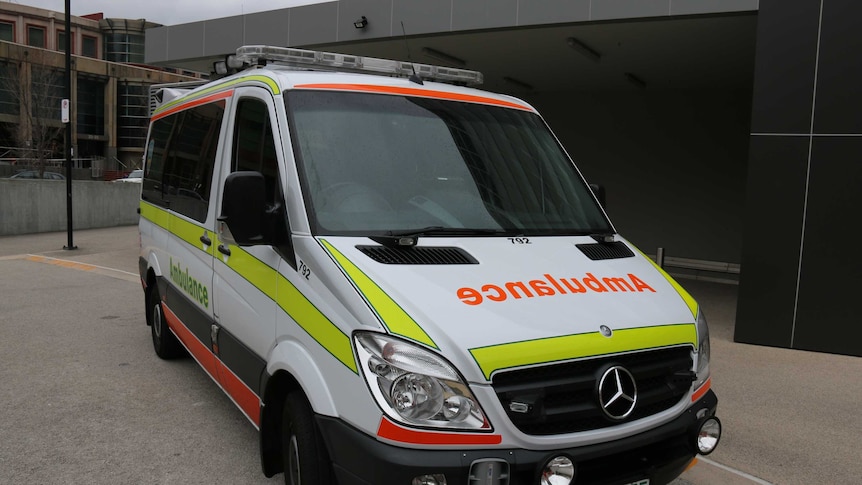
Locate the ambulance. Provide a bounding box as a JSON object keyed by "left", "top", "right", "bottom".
{"left": 138, "top": 45, "right": 720, "bottom": 485}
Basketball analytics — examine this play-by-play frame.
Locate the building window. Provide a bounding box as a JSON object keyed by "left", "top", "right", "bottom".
{"left": 0, "top": 62, "right": 20, "bottom": 116}
{"left": 0, "top": 22, "right": 13, "bottom": 42}
{"left": 30, "top": 66, "right": 63, "bottom": 120}
{"left": 118, "top": 83, "right": 149, "bottom": 148}
{"left": 105, "top": 33, "right": 146, "bottom": 63}
{"left": 82, "top": 36, "right": 98, "bottom": 58}
{"left": 77, "top": 76, "right": 105, "bottom": 136}
{"left": 27, "top": 25, "right": 46, "bottom": 48}
{"left": 57, "top": 31, "right": 74, "bottom": 53}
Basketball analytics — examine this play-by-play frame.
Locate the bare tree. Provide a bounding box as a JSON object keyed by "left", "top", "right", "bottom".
{"left": 0, "top": 49, "right": 64, "bottom": 176}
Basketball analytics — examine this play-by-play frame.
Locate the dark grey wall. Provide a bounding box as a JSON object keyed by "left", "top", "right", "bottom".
{"left": 735, "top": 0, "right": 862, "bottom": 357}
{"left": 532, "top": 89, "right": 751, "bottom": 264}
{"left": 147, "top": 0, "right": 760, "bottom": 66}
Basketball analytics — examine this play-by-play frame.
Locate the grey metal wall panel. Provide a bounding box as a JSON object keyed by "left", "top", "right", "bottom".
{"left": 590, "top": 0, "right": 669, "bottom": 21}
{"left": 670, "top": 0, "right": 758, "bottom": 16}
{"left": 392, "top": 0, "right": 453, "bottom": 36}
{"left": 338, "top": 0, "right": 395, "bottom": 42}
{"left": 734, "top": 136, "right": 809, "bottom": 348}
{"left": 813, "top": 0, "right": 862, "bottom": 134}
{"left": 749, "top": 0, "right": 821, "bottom": 134}
{"left": 517, "top": 0, "right": 589, "bottom": 26}
{"left": 244, "top": 10, "right": 291, "bottom": 47}
{"left": 167, "top": 22, "right": 206, "bottom": 61}
{"left": 203, "top": 17, "right": 244, "bottom": 56}
{"left": 145, "top": 27, "right": 168, "bottom": 64}
{"left": 452, "top": 0, "right": 518, "bottom": 31}
{"left": 289, "top": 2, "right": 339, "bottom": 47}
{"left": 793, "top": 137, "right": 862, "bottom": 356}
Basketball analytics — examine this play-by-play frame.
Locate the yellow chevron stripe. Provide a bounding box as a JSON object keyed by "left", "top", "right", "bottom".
{"left": 139, "top": 204, "right": 356, "bottom": 372}
{"left": 320, "top": 240, "right": 437, "bottom": 349}
{"left": 470, "top": 323, "right": 697, "bottom": 380}
{"left": 634, "top": 246, "right": 698, "bottom": 319}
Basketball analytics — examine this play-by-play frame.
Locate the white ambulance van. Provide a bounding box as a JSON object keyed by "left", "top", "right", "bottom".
{"left": 139, "top": 45, "right": 720, "bottom": 485}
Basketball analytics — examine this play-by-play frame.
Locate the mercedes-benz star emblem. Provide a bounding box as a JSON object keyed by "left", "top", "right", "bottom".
{"left": 598, "top": 366, "right": 638, "bottom": 420}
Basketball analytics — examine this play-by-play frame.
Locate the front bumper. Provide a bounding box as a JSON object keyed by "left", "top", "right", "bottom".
{"left": 317, "top": 390, "right": 718, "bottom": 485}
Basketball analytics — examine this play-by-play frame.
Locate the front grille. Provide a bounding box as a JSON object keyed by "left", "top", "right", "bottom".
{"left": 491, "top": 347, "right": 693, "bottom": 435}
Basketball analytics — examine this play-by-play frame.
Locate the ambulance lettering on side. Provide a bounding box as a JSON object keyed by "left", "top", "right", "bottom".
{"left": 139, "top": 45, "right": 721, "bottom": 485}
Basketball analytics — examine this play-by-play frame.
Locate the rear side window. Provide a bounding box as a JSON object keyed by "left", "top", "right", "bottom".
{"left": 143, "top": 100, "right": 225, "bottom": 222}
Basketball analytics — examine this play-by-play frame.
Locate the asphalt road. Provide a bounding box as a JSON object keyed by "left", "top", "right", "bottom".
{"left": 2, "top": 226, "right": 860, "bottom": 484}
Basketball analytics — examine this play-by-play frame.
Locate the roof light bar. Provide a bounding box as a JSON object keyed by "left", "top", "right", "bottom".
{"left": 235, "top": 45, "right": 484, "bottom": 86}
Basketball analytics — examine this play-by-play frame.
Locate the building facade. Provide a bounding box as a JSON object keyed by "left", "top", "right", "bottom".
{"left": 0, "top": 2, "right": 197, "bottom": 176}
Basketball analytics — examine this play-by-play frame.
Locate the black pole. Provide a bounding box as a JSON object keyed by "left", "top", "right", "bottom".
{"left": 63, "top": 0, "right": 76, "bottom": 250}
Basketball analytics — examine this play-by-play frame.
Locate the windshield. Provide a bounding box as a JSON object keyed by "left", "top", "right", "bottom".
{"left": 287, "top": 90, "right": 611, "bottom": 236}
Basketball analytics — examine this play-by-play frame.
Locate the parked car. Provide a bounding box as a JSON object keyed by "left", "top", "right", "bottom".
{"left": 114, "top": 169, "right": 143, "bottom": 183}
{"left": 9, "top": 170, "right": 65, "bottom": 180}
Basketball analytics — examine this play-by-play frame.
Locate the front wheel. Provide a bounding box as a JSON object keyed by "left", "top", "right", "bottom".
{"left": 282, "top": 392, "right": 335, "bottom": 485}
{"left": 148, "top": 284, "right": 183, "bottom": 359}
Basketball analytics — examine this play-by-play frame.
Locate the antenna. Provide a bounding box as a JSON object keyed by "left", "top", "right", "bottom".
{"left": 400, "top": 21, "right": 424, "bottom": 85}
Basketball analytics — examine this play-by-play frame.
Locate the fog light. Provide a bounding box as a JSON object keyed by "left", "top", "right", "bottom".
{"left": 541, "top": 456, "right": 575, "bottom": 485}
{"left": 412, "top": 474, "right": 446, "bottom": 485}
{"left": 696, "top": 417, "right": 722, "bottom": 455}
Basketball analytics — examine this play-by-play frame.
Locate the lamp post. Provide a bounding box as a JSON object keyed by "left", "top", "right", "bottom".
{"left": 63, "top": 0, "right": 76, "bottom": 250}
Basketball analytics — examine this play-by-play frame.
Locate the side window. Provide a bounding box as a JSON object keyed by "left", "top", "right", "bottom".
{"left": 232, "top": 98, "right": 280, "bottom": 204}
{"left": 143, "top": 99, "right": 225, "bottom": 222}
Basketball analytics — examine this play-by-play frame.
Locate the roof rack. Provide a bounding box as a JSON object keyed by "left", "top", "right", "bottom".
{"left": 231, "top": 45, "right": 484, "bottom": 86}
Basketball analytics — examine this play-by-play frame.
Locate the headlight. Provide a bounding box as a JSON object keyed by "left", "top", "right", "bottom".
{"left": 693, "top": 309, "right": 710, "bottom": 391}
{"left": 355, "top": 332, "right": 491, "bottom": 430}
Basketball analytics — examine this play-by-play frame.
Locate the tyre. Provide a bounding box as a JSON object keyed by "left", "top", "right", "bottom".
{"left": 148, "top": 284, "right": 183, "bottom": 359}
{"left": 282, "top": 392, "right": 335, "bottom": 485}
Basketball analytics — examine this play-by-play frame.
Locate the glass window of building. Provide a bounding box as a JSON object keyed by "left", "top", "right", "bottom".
{"left": 57, "top": 31, "right": 73, "bottom": 53}
{"left": 0, "top": 62, "right": 20, "bottom": 116}
{"left": 118, "top": 83, "right": 150, "bottom": 149}
{"left": 0, "top": 22, "right": 13, "bottom": 42}
{"left": 77, "top": 76, "right": 105, "bottom": 136}
{"left": 105, "top": 33, "right": 146, "bottom": 63}
{"left": 82, "top": 36, "right": 98, "bottom": 58}
{"left": 30, "top": 67, "right": 63, "bottom": 120}
{"left": 27, "top": 25, "right": 45, "bottom": 48}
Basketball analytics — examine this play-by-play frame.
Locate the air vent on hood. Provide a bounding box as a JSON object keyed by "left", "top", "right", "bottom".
{"left": 576, "top": 242, "right": 635, "bottom": 261}
{"left": 356, "top": 245, "right": 478, "bottom": 265}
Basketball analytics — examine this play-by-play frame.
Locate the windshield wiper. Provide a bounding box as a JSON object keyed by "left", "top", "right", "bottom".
{"left": 370, "top": 226, "right": 508, "bottom": 248}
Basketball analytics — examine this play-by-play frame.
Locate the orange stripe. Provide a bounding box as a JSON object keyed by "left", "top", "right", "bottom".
{"left": 162, "top": 303, "right": 261, "bottom": 427}
{"left": 162, "top": 303, "right": 219, "bottom": 379}
{"left": 691, "top": 378, "right": 711, "bottom": 402}
{"left": 376, "top": 417, "right": 502, "bottom": 446}
{"left": 152, "top": 90, "right": 233, "bottom": 121}
{"left": 216, "top": 359, "right": 261, "bottom": 427}
{"left": 293, "top": 83, "right": 533, "bottom": 111}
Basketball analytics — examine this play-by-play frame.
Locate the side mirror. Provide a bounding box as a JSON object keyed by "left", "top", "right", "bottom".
{"left": 219, "top": 171, "right": 267, "bottom": 246}
{"left": 589, "top": 183, "right": 606, "bottom": 209}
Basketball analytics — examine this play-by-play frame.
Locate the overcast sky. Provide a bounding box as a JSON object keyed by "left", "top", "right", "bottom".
{"left": 9, "top": 0, "right": 328, "bottom": 26}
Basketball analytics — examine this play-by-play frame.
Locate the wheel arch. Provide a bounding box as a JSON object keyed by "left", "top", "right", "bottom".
{"left": 260, "top": 340, "right": 339, "bottom": 477}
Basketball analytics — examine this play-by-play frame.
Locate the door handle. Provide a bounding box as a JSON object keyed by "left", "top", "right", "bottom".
{"left": 200, "top": 233, "right": 212, "bottom": 246}
{"left": 218, "top": 244, "right": 232, "bottom": 257}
